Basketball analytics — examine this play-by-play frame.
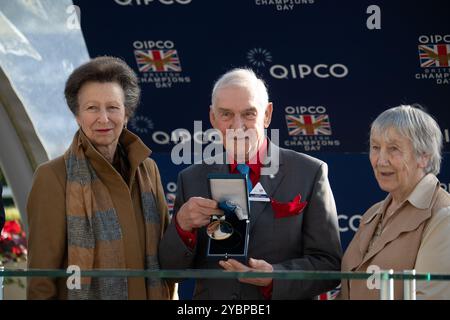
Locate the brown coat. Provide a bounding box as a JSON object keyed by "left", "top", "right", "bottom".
{"left": 26, "top": 129, "right": 173, "bottom": 299}
{"left": 341, "top": 174, "right": 450, "bottom": 300}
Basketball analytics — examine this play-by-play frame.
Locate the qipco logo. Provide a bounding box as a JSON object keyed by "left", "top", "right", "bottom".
{"left": 115, "top": 0, "right": 192, "bottom": 5}
{"left": 418, "top": 34, "right": 450, "bottom": 44}
{"left": 159, "top": 0, "right": 192, "bottom": 3}
{"left": 270, "top": 64, "right": 349, "bottom": 79}
{"left": 285, "top": 105, "right": 327, "bottom": 115}
{"left": 133, "top": 40, "right": 174, "bottom": 50}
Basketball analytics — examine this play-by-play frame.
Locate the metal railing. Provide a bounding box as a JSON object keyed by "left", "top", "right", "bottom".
{"left": 1, "top": 268, "right": 449, "bottom": 300}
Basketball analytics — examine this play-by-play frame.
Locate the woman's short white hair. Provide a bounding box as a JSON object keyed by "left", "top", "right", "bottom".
{"left": 371, "top": 105, "right": 443, "bottom": 175}
{"left": 211, "top": 68, "right": 269, "bottom": 110}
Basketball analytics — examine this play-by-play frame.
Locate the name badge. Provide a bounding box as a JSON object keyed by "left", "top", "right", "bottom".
{"left": 249, "top": 182, "right": 270, "bottom": 202}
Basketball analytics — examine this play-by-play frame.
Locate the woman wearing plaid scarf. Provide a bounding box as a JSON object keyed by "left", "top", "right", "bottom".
{"left": 27, "top": 56, "right": 174, "bottom": 300}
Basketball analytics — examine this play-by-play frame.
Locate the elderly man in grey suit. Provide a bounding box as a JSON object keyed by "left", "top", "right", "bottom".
{"left": 159, "top": 68, "right": 342, "bottom": 300}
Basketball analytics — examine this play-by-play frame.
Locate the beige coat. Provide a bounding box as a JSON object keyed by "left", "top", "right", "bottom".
{"left": 341, "top": 174, "right": 450, "bottom": 300}
{"left": 26, "top": 129, "right": 173, "bottom": 299}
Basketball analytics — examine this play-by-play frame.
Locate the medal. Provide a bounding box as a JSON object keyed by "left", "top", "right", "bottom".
{"left": 206, "top": 218, "right": 234, "bottom": 240}
{"left": 206, "top": 200, "right": 241, "bottom": 240}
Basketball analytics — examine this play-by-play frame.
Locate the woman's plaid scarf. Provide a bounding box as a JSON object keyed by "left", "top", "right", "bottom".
{"left": 64, "top": 130, "right": 167, "bottom": 299}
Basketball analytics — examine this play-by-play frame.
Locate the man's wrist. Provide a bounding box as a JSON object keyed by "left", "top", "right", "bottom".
{"left": 174, "top": 216, "right": 197, "bottom": 250}
{"left": 175, "top": 213, "right": 193, "bottom": 232}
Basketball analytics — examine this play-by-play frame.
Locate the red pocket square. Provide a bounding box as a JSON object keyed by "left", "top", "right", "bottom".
{"left": 271, "top": 194, "right": 307, "bottom": 219}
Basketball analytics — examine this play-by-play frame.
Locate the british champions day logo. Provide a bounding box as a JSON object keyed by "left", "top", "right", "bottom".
{"left": 133, "top": 40, "right": 191, "bottom": 88}
{"left": 254, "top": 0, "right": 315, "bottom": 11}
{"left": 284, "top": 106, "right": 340, "bottom": 151}
{"left": 416, "top": 34, "right": 450, "bottom": 85}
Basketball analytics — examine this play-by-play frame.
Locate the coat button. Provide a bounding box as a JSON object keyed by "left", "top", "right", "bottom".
{"left": 231, "top": 293, "right": 240, "bottom": 300}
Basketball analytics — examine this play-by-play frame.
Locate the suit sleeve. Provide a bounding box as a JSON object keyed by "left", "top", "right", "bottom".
{"left": 158, "top": 170, "right": 196, "bottom": 270}
{"left": 271, "top": 162, "right": 343, "bottom": 300}
{"left": 26, "top": 164, "right": 67, "bottom": 300}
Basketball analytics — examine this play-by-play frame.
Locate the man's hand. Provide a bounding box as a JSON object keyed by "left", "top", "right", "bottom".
{"left": 176, "top": 197, "right": 223, "bottom": 232}
{"left": 219, "top": 258, "right": 273, "bottom": 287}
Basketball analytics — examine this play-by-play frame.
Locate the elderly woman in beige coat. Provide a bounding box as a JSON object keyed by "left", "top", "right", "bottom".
{"left": 341, "top": 105, "right": 450, "bottom": 300}
{"left": 27, "top": 56, "right": 174, "bottom": 300}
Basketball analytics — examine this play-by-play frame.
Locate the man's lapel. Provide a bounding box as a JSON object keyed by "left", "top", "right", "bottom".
{"left": 249, "top": 143, "right": 285, "bottom": 232}
{"left": 208, "top": 163, "right": 230, "bottom": 174}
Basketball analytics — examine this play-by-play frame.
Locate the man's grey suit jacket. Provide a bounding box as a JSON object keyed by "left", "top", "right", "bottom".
{"left": 159, "top": 144, "right": 342, "bottom": 300}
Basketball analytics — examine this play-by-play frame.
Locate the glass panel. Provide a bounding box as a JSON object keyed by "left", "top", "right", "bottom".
{"left": 0, "top": 0, "right": 89, "bottom": 158}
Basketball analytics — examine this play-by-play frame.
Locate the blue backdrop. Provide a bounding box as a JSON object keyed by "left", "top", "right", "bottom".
{"left": 73, "top": 0, "right": 450, "bottom": 299}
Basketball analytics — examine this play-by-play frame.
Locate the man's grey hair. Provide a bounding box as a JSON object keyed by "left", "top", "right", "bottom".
{"left": 210, "top": 68, "right": 269, "bottom": 110}
{"left": 370, "top": 104, "right": 443, "bottom": 175}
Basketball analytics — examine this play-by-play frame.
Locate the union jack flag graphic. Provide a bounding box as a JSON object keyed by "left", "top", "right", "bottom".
{"left": 418, "top": 44, "right": 450, "bottom": 67}
{"left": 286, "top": 114, "right": 332, "bottom": 136}
{"left": 134, "top": 50, "right": 182, "bottom": 72}
{"left": 317, "top": 286, "right": 341, "bottom": 300}
{"left": 166, "top": 193, "right": 176, "bottom": 215}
